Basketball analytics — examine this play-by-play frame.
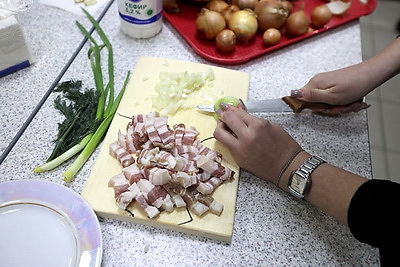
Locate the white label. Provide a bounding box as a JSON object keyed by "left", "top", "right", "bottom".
{"left": 118, "top": 0, "right": 162, "bottom": 26}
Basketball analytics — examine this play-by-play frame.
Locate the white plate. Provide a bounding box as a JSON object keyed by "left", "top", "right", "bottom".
{"left": 0, "top": 179, "right": 102, "bottom": 267}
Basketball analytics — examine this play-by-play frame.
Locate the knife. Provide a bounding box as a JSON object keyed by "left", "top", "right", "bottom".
{"left": 197, "top": 96, "right": 341, "bottom": 114}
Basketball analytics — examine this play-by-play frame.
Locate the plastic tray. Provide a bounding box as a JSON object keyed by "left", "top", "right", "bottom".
{"left": 163, "top": 0, "right": 377, "bottom": 64}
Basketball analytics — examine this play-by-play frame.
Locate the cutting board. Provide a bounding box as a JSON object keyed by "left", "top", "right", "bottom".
{"left": 81, "top": 56, "right": 249, "bottom": 242}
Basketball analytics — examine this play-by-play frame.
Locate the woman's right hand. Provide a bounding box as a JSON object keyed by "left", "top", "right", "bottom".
{"left": 292, "top": 63, "right": 373, "bottom": 115}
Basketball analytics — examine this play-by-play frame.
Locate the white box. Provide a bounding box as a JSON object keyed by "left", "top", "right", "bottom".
{"left": 0, "top": 14, "right": 35, "bottom": 77}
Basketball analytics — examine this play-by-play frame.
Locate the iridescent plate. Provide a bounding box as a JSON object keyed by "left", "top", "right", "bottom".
{"left": 0, "top": 179, "right": 102, "bottom": 267}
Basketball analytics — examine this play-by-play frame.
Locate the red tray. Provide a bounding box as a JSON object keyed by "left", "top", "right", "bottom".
{"left": 163, "top": 0, "right": 377, "bottom": 64}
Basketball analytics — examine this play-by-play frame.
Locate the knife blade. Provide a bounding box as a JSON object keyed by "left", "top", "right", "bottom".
{"left": 197, "top": 97, "right": 339, "bottom": 114}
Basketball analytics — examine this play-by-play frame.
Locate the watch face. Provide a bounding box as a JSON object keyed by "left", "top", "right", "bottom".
{"left": 290, "top": 173, "right": 307, "bottom": 195}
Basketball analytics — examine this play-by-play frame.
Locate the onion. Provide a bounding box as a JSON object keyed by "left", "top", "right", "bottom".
{"left": 206, "top": 0, "right": 229, "bottom": 13}
{"left": 196, "top": 8, "right": 226, "bottom": 40}
{"left": 228, "top": 9, "right": 258, "bottom": 42}
{"left": 311, "top": 4, "right": 332, "bottom": 28}
{"left": 285, "top": 7, "right": 310, "bottom": 36}
{"left": 231, "top": 0, "right": 259, "bottom": 10}
{"left": 262, "top": 28, "right": 281, "bottom": 46}
{"left": 163, "top": 0, "right": 179, "bottom": 13}
{"left": 221, "top": 4, "right": 240, "bottom": 24}
{"left": 254, "top": 0, "right": 290, "bottom": 31}
{"left": 216, "top": 29, "right": 236, "bottom": 52}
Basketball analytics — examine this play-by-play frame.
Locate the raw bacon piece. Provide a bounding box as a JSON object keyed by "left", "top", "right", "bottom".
{"left": 116, "top": 191, "right": 137, "bottom": 209}
{"left": 195, "top": 194, "right": 224, "bottom": 216}
{"left": 109, "top": 141, "right": 135, "bottom": 167}
{"left": 122, "top": 163, "right": 144, "bottom": 184}
{"left": 155, "top": 150, "right": 176, "bottom": 170}
{"left": 173, "top": 123, "right": 185, "bottom": 146}
{"left": 172, "top": 171, "right": 197, "bottom": 188}
{"left": 129, "top": 183, "right": 160, "bottom": 219}
{"left": 196, "top": 177, "right": 223, "bottom": 195}
{"left": 148, "top": 167, "right": 172, "bottom": 185}
{"left": 118, "top": 130, "right": 137, "bottom": 154}
{"left": 180, "top": 188, "right": 209, "bottom": 217}
{"left": 154, "top": 116, "right": 175, "bottom": 149}
{"left": 182, "top": 126, "right": 200, "bottom": 145}
{"left": 108, "top": 173, "right": 130, "bottom": 198}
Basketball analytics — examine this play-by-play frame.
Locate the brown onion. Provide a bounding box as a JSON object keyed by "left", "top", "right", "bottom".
{"left": 196, "top": 8, "right": 226, "bottom": 40}
{"left": 228, "top": 9, "right": 258, "bottom": 42}
{"left": 254, "top": 0, "right": 290, "bottom": 31}
{"left": 231, "top": 0, "right": 259, "bottom": 10}
{"left": 216, "top": 29, "right": 237, "bottom": 52}
{"left": 221, "top": 5, "right": 241, "bottom": 24}
{"left": 285, "top": 7, "right": 310, "bottom": 36}
{"left": 206, "top": 0, "right": 229, "bottom": 13}
{"left": 262, "top": 28, "right": 281, "bottom": 46}
{"left": 311, "top": 4, "right": 332, "bottom": 27}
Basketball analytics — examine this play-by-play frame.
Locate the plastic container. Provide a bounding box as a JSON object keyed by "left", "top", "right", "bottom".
{"left": 118, "top": 0, "right": 163, "bottom": 39}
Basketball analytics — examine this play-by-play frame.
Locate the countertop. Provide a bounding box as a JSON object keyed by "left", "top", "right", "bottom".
{"left": 0, "top": 0, "right": 379, "bottom": 265}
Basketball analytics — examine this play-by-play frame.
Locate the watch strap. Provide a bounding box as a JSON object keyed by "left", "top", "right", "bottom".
{"left": 288, "top": 155, "right": 326, "bottom": 198}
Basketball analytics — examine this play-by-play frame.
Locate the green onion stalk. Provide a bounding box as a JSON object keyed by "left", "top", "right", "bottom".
{"left": 34, "top": 8, "right": 130, "bottom": 182}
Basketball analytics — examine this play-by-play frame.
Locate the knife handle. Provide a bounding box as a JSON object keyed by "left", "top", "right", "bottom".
{"left": 282, "top": 96, "right": 366, "bottom": 113}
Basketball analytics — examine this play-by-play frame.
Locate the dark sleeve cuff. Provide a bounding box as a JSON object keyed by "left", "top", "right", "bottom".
{"left": 348, "top": 179, "right": 400, "bottom": 248}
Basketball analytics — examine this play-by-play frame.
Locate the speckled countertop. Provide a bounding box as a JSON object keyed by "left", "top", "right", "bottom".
{"left": 0, "top": 0, "right": 379, "bottom": 266}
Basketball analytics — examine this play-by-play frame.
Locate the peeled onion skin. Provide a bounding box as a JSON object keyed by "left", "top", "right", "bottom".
{"left": 228, "top": 9, "right": 258, "bottom": 42}
{"left": 254, "top": 0, "right": 290, "bottom": 32}
{"left": 216, "top": 29, "right": 237, "bottom": 52}
{"left": 285, "top": 8, "right": 310, "bottom": 37}
{"left": 196, "top": 8, "right": 226, "bottom": 40}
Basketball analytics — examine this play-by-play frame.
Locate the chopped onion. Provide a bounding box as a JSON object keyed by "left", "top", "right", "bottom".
{"left": 151, "top": 69, "right": 215, "bottom": 115}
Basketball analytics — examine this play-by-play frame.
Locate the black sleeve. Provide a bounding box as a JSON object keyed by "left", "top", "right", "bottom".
{"left": 348, "top": 179, "right": 400, "bottom": 265}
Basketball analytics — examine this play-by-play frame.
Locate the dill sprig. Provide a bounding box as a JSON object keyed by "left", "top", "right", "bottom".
{"left": 34, "top": 9, "right": 131, "bottom": 182}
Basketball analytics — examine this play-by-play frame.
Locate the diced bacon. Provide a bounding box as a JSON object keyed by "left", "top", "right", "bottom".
{"left": 197, "top": 141, "right": 221, "bottom": 162}
{"left": 116, "top": 191, "right": 137, "bottom": 209}
{"left": 129, "top": 183, "right": 160, "bottom": 219}
{"left": 138, "top": 147, "right": 160, "bottom": 167}
{"left": 155, "top": 150, "right": 176, "bottom": 169}
{"left": 148, "top": 167, "right": 171, "bottom": 185}
{"left": 173, "top": 156, "right": 186, "bottom": 171}
{"left": 173, "top": 171, "right": 197, "bottom": 188}
{"left": 109, "top": 141, "right": 135, "bottom": 167}
{"left": 196, "top": 177, "right": 223, "bottom": 195}
{"left": 196, "top": 194, "right": 223, "bottom": 216}
{"left": 197, "top": 171, "right": 211, "bottom": 182}
{"left": 173, "top": 123, "right": 185, "bottom": 146}
{"left": 108, "top": 173, "right": 130, "bottom": 198}
{"left": 118, "top": 130, "right": 137, "bottom": 154}
{"left": 191, "top": 202, "right": 209, "bottom": 217}
{"left": 212, "top": 163, "right": 235, "bottom": 180}
{"left": 154, "top": 117, "right": 175, "bottom": 149}
{"left": 144, "top": 119, "right": 163, "bottom": 147}
{"left": 162, "top": 194, "right": 174, "bottom": 212}
{"left": 182, "top": 126, "right": 199, "bottom": 145}
{"left": 196, "top": 155, "right": 218, "bottom": 174}
{"left": 122, "top": 163, "right": 144, "bottom": 184}
{"left": 109, "top": 112, "right": 235, "bottom": 219}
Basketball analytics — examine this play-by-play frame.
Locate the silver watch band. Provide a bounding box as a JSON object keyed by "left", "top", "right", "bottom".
{"left": 296, "top": 155, "right": 326, "bottom": 179}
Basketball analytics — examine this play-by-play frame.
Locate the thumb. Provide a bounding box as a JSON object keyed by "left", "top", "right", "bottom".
{"left": 293, "top": 85, "right": 335, "bottom": 104}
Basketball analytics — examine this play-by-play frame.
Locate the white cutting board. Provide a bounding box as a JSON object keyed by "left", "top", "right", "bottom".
{"left": 81, "top": 56, "right": 249, "bottom": 242}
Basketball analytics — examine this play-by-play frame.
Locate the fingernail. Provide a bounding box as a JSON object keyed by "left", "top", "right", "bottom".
{"left": 291, "top": 89, "right": 303, "bottom": 98}
{"left": 219, "top": 102, "right": 228, "bottom": 110}
{"left": 239, "top": 98, "right": 247, "bottom": 111}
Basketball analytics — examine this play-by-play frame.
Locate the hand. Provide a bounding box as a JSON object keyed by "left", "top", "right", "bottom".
{"left": 292, "top": 64, "right": 374, "bottom": 115}
{"left": 213, "top": 103, "right": 302, "bottom": 183}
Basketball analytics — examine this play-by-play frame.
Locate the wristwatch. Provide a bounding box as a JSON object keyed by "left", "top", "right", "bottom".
{"left": 288, "top": 155, "right": 326, "bottom": 199}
